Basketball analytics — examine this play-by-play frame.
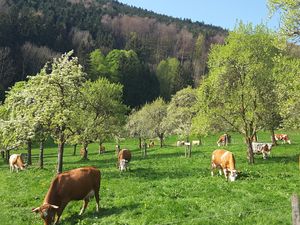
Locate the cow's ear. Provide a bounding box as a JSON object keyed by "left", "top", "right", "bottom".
{"left": 49, "top": 204, "right": 59, "bottom": 209}
{"left": 32, "top": 207, "right": 40, "bottom": 213}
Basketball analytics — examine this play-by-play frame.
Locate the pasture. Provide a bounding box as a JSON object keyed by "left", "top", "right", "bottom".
{"left": 0, "top": 131, "right": 299, "bottom": 225}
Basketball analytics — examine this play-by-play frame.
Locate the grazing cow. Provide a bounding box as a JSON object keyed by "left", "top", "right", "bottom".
{"left": 32, "top": 167, "right": 101, "bottom": 225}
{"left": 192, "top": 140, "right": 200, "bottom": 146}
{"left": 217, "top": 134, "right": 231, "bottom": 146}
{"left": 252, "top": 142, "right": 273, "bottom": 159}
{"left": 176, "top": 141, "right": 185, "bottom": 147}
{"left": 9, "top": 154, "right": 26, "bottom": 172}
{"left": 98, "top": 145, "right": 105, "bottom": 154}
{"left": 211, "top": 149, "right": 237, "bottom": 182}
{"left": 118, "top": 149, "right": 132, "bottom": 171}
{"left": 274, "top": 134, "right": 291, "bottom": 144}
{"left": 148, "top": 140, "right": 155, "bottom": 148}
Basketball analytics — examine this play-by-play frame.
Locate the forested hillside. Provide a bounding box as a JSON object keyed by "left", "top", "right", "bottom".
{"left": 0, "top": 0, "right": 227, "bottom": 105}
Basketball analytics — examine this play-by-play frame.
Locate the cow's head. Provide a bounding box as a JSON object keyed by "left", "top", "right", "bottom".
{"left": 119, "top": 159, "right": 128, "bottom": 171}
{"left": 32, "top": 203, "right": 59, "bottom": 225}
{"left": 229, "top": 170, "right": 237, "bottom": 182}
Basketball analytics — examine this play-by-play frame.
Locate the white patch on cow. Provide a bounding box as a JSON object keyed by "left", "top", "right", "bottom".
{"left": 85, "top": 190, "right": 95, "bottom": 199}
{"left": 119, "top": 159, "right": 128, "bottom": 171}
{"left": 220, "top": 151, "right": 229, "bottom": 160}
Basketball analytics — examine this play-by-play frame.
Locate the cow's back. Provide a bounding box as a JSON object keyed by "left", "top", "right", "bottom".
{"left": 212, "top": 149, "right": 235, "bottom": 169}
{"left": 53, "top": 167, "right": 101, "bottom": 201}
{"left": 118, "top": 149, "right": 131, "bottom": 162}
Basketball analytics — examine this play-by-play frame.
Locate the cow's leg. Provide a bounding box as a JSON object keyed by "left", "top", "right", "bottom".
{"left": 219, "top": 169, "right": 223, "bottom": 175}
{"left": 55, "top": 202, "right": 67, "bottom": 225}
{"left": 223, "top": 169, "right": 228, "bottom": 180}
{"left": 95, "top": 190, "right": 100, "bottom": 212}
{"left": 211, "top": 163, "right": 215, "bottom": 176}
{"left": 79, "top": 199, "right": 89, "bottom": 215}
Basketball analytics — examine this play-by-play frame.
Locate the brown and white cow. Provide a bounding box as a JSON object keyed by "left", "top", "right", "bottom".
{"left": 9, "top": 154, "right": 26, "bottom": 172}
{"left": 32, "top": 167, "right": 101, "bottom": 225}
{"left": 118, "top": 149, "right": 132, "bottom": 171}
{"left": 192, "top": 140, "right": 200, "bottom": 146}
{"left": 148, "top": 140, "right": 155, "bottom": 148}
{"left": 176, "top": 140, "right": 185, "bottom": 147}
{"left": 217, "top": 134, "right": 231, "bottom": 146}
{"left": 274, "top": 134, "right": 291, "bottom": 144}
{"left": 211, "top": 149, "right": 237, "bottom": 182}
{"left": 252, "top": 142, "right": 273, "bottom": 159}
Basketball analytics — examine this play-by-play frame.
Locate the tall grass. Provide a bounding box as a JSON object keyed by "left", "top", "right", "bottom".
{"left": 0, "top": 131, "right": 299, "bottom": 225}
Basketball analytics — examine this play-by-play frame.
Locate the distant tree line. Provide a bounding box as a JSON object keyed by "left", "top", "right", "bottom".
{"left": 0, "top": 0, "right": 227, "bottom": 105}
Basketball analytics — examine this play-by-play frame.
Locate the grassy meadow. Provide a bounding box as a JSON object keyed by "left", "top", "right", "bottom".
{"left": 0, "top": 131, "right": 299, "bottom": 225}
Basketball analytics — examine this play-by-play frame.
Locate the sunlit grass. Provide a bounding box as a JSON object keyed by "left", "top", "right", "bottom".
{"left": 0, "top": 131, "right": 299, "bottom": 224}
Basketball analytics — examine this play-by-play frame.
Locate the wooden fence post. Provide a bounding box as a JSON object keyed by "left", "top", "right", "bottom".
{"left": 292, "top": 194, "right": 300, "bottom": 225}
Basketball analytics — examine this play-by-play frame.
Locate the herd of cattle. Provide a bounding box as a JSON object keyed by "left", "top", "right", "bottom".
{"left": 6, "top": 133, "right": 291, "bottom": 224}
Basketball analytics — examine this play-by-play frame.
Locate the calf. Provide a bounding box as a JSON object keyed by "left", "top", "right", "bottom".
{"left": 252, "top": 142, "right": 273, "bottom": 159}
{"left": 118, "top": 149, "right": 132, "bottom": 171}
{"left": 274, "top": 134, "right": 291, "bottom": 144}
{"left": 148, "top": 140, "right": 155, "bottom": 148}
{"left": 192, "top": 140, "right": 200, "bottom": 146}
{"left": 217, "top": 134, "right": 231, "bottom": 146}
{"left": 32, "top": 167, "right": 101, "bottom": 225}
{"left": 211, "top": 149, "right": 237, "bottom": 182}
{"left": 9, "top": 154, "right": 26, "bottom": 172}
{"left": 176, "top": 140, "right": 185, "bottom": 147}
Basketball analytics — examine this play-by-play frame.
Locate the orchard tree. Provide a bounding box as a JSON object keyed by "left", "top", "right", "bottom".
{"left": 4, "top": 81, "right": 36, "bottom": 165}
{"left": 268, "top": 0, "right": 300, "bottom": 40}
{"left": 138, "top": 98, "right": 168, "bottom": 147}
{"left": 194, "top": 23, "right": 282, "bottom": 164}
{"left": 70, "top": 78, "right": 127, "bottom": 160}
{"left": 28, "top": 51, "right": 86, "bottom": 173}
{"left": 273, "top": 55, "right": 300, "bottom": 129}
{"left": 126, "top": 108, "right": 151, "bottom": 154}
{"left": 164, "top": 87, "right": 198, "bottom": 142}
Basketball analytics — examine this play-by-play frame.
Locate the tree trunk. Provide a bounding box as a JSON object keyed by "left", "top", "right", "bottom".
{"left": 73, "top": 144, "right": 77, "bottom": 156}
{"left": 143, "top": 140, "right": 147, "bottom": 157}
{"left": 252, "top": 132, "right": 258, "bottom": 142}
{"left": 5, "top": 150, "right": 10, "bottom": 163}
{"left": 139, "top": 137, "right": 142, "bottom": 149}
{"left": 271, "top": 129, "right": 277, "bottom": 146}
{"left": 159, "top": 134, "right": 164, "bottom": 148}
{"left": 39, "top": 141, "right": 44, "bottom": 169}
{"left": 82, "top": 143, "right": 88, "bottom": 160}
{"left": 57, "top": 133, "right": 65, "bottom": 174}
{"left": 246, "top": 137, "right": 254, "bottom": 164}
{"left": 27, "top": 140, "right": 32, "bottom": 165}
{"left": 1, "top": 150, "right": 4, "bottom": 159}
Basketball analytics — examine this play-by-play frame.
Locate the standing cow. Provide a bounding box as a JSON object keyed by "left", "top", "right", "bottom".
{"left": 274, "top": 134, "right": 291, "bottom": 144}
{"left": 9, "top": 154, "right": 26, "bottom": 172}
{"left": 217, "top": 134, "right": 231, "bottom": 146}
{"left": 211, "top": 149, "right": 237, "bottom": 182}
{"left": 252, "top": 142, "right": 273, "bottom": 159}
{"left": 118, "top": 149, "right": 132, "bottom": 171}
{"left": 32, "top": 167, "right": 101, "bottom": 225}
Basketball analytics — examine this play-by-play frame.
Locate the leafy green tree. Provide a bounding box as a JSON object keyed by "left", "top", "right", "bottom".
{"left": 194, "top": 23, "right": 282, "bottom": 164}
{"left": 70, "top": 78, "right": 127, "bottom": 159}
{"left": 273, "top": 55, "right": 300, "bottom": 129}
{"left": 89, "top": 49, "right": 159, "bottom": 107}
{"left": 156, "top": 57, "right": 180, "bottom": 101}
{"left": 27, "top": 51, "right": 86, "bottom": 173}
{"left": 268, "top": 0, "right": 300, "bottom": 40}
{"left": 164, "top": 87, "right": 198, "bottom": 141}
{"left": 138, "top": 98, "right": 168, "bottom": 147}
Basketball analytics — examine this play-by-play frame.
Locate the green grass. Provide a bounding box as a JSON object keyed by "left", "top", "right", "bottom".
{"left": 0, "top": 131, "right": 299, "bottom": 225}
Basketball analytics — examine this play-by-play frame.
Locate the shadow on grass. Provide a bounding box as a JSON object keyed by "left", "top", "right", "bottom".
{"left": 60, "top": 203, "right": 140, "bottom": 224}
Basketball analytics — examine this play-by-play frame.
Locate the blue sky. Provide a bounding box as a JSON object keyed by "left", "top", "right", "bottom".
{"left": 117, "top": 0, "right": 281, "bottom": 31}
